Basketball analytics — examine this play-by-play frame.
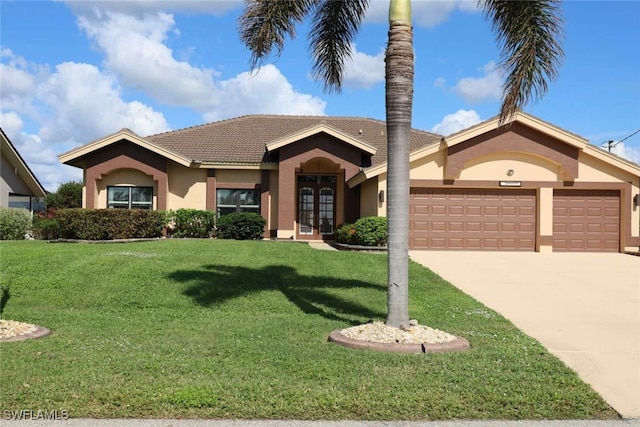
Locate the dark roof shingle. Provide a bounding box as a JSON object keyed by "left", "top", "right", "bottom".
{"left": 146, "top": 115, "right": 442, "bottom": 167}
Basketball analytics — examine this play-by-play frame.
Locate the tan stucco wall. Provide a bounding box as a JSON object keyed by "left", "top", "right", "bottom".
{"left": 96, "top": 168, "right": 157, "bottom": 209}
{"left": 167, "top": 163, "right": 207, "bottom": 210}
{"left": 577, "top": 153, "right": 636, "bottom": 183}
{"left": 456, "top": 152, "right": 561, "bottom": 181}
{"left": 359, "top": 178, "right": 379, "bottom": 218}
{"left": 409, "top": 151, "right": 446, "bottom": 180}
{"left": 216, "top": 169, "right": 261, "bottom": 185}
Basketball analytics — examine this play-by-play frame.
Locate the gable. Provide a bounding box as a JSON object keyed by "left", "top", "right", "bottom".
{"left": 59, "top": 128, "right": 191, "bottom": 168}
{"left": 1, "top": 128, "right": 47, "bottom": 196}
{"left": 265, "top": 123, "right": 377, "bottom": 155}
{"left": 445, "top": 122, "right": 580, "bottom": 181}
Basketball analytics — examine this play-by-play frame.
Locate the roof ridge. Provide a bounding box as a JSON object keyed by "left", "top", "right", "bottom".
{"left": 147, "top": 114, "right": 443, "bottom": 139}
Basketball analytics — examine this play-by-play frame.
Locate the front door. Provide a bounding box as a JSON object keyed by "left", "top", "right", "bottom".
{"left": 297, "top": 174, "right": 337, "bottom": 240}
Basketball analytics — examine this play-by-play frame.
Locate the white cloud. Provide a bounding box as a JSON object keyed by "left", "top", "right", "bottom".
{"left": 454, "top": 61, "right": 502, "bottom": 104}
{"left": 453, "top": 61, "right": 502, "bottom": 104}
{"left": 36, "top": 61, "right": 171, "bottom": 143}
{"left": 610, "top": 142, "right": 640, "bottom": 165}
{"left": 213, "top": 65, "right": 326, "bottom": 121}
{"left": 431, "top": 109, "right": 481, "bottom": 136}
{"left": 343, "top": 44, "right": 385, "bottom": 90}
{"left": 366, "top": 0, "right": 479, "bottom": 28}
{"left": 75, "top": 9, "right": 326, "bottom": 120}
{"left": 64, "top": 0, "right": 242, "bottom": 18}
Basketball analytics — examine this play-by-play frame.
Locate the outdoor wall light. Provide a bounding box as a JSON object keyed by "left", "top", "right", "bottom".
{"left": 507, "top": 169, "right": 515, "bottom": 176}
{"left": 379, "top": 190, "right": 385, "bottom": 203}
{"left": 634, "top": 194, "right": 640, "bottom": 208}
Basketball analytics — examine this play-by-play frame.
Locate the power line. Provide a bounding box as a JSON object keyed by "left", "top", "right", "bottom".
{"left": 602, "top": 128, "right": 640, "bottom": 152}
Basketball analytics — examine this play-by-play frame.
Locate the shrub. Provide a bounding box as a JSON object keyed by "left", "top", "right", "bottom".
{"left": 353, "top": 216, "right": 388, "bottom": 246}
{"left": 336, "top": 216, "right": 388, "bottom": 247}
{"left": 31, "top": 209, "right": 166, "bottom": 240}
{"left": 0, "top": 208, "right": 32, "bottom": 240}
{"left": 216, "top": 212, "right": 266, "bottom": 240}
{"left": 45, "top": 181, "right": 82, "bottom": 209}
{"left": 169, "top": 209, "right": 215, "bottom": 238}
{"left": 32, "top": 210, "right": 61, "bottom": 240}
{"left": 335, "top": 223, "right": 356, "bottom": 245}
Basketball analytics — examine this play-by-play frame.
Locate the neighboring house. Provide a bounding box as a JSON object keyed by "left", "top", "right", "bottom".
{"left": 0, "top": 128, "right": 46, "bottom": 213}
{"left": 58, "top": 112, "right": 640, "bottom": 253}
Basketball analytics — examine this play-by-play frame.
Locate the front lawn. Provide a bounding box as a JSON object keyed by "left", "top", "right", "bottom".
{"left": 0, "top": 240, "right": 617, "bottom": 420}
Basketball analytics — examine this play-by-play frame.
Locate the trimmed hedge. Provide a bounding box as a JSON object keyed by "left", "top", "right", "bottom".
{"left": 216, "top": 212, "right": 266, "bottom": 240}
{"left": 168, "top": 209, "right": 215, "bottom": 238}
{"left": 32, "top": 209, "right": 166, "bottom": 240}
{"left": 0, "top": 208, "right": 32, "bottom": 240}
{"left": 336, "top": 216, "right": 387, "bottom": 247}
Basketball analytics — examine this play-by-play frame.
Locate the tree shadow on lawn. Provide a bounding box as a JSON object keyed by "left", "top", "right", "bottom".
{"left": 169, "top": 264, "right": 385, "bottom": 325}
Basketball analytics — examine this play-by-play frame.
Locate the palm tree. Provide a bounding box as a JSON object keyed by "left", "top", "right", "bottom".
{"left": 238, "top": 0, "right": 564, "bottom": 329}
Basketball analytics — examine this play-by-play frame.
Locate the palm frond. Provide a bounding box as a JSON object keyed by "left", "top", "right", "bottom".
{"left": 481, "top": 0, "right": 564, "bottom": 123}
{"left": 238, "top": 0, "right": 319, "bottom": 70}
{"left": 309, "top": 0, "right": 371, "bottom": 93}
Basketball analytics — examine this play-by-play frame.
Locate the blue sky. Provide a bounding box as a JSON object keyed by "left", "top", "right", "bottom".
{"left": 1, "top": 0, "right": 639, "bottom": 191}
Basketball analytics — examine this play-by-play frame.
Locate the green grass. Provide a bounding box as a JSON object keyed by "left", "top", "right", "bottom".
{"left": 0, "top": 240, "right": 618, "bottom": 420}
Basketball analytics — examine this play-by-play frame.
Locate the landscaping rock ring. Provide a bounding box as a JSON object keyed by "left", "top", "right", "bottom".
{"left": 328, "top": 329, "right": 470, "bottom": 354}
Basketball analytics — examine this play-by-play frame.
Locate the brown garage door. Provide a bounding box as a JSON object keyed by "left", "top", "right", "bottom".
{"left": 409, "top": 188, "right": 536, "bottom": 251}
{"left": 553, "top": 189, "right": 620, "bottom": 252}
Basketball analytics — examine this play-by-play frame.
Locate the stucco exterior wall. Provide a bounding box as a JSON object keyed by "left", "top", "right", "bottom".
{"left": 167, "top": 163, "right": 208, "bottom": 211}
{"left": 457, "top": 152, "right": 561, "bottom": 181}
{"left": 216, "top": 169, "right": 261, "bottom": 186}
{"left": 359, "top": 178, "right": 379, "bottom": 218}
{"left": 1, "top": 154, "right": 31, "bottom": 207}
{"left": 409, "top": 151, "right": 445, "bottom": 180}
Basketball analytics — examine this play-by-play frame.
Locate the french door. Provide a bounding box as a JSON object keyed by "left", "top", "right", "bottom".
{"left": 297, "top": 175, "right": 336, "bottom": 239}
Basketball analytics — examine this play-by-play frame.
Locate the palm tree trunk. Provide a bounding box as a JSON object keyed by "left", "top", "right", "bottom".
{"left": 385, "top": 0, "right": 413, "bottom": 329}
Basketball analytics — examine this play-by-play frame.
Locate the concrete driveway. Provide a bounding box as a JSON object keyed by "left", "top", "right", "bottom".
{"left": 408, "top": 251, "right": 640, "bottom": 419}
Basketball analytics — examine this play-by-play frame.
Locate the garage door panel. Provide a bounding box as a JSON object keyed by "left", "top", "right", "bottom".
{"left": 409, "top": 189, "right": 536, "bottom": 251}
{"left": 553, "top": 190, "right": 619, "bottom": 252}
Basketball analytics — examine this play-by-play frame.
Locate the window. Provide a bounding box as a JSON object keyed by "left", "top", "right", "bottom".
{"left": 8, "top": 193, "right": 45, "bottom": 213}
{"left": 107, "top": 186, "right": 153, "bottom": 209}
{"left": 216, "top": 189, "right": 260, "bottom": 217}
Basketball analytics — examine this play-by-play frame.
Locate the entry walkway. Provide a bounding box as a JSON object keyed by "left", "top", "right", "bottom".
{"left": 408, "top": 251, "right": 640, "bottom": 419}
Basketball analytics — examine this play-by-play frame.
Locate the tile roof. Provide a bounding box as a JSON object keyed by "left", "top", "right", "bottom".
{"left": 146, "top": 115, "right": 442, "bottom": 167}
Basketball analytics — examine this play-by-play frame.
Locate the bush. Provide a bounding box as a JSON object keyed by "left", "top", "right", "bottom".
{"left": 0, "top": 208, "right": 32, "bottom": 240}
{"left": 31, "top": 209, "right": 167, "bottom": 240}
{"left": 336, "top": 216, "right": 387, "bottom": 246}
{"left": 32, "top": 210, "right": 61, "bottom": 240}
{"left": 216, "top": 212, "right": 266, "bottom": 240}
{"left": 169, "top": 209, "right": 215, "bottom": 238}
{"left": 45, "top": 181, "right": 82, "bottom": 209}
{"left": 335, "top": 223, "right": 356, "bottom": 245}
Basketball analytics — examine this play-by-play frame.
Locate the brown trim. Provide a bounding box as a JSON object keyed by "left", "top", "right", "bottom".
{"left": 206, "top": 170, "right": 216, "bottom": 212}
{"left": 261, "top": 170, "right": 270, "bottom": 238}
